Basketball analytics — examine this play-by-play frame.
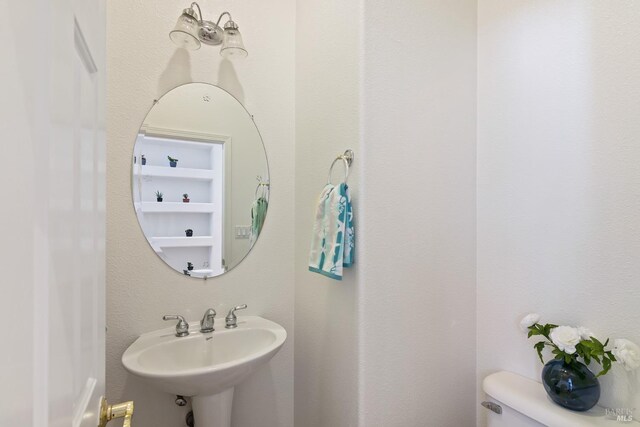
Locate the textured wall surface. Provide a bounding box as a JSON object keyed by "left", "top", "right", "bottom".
{"left": 359, "top": 1, "right": 478, "bottom": 426}
{"left": 294, "top": 0, "right": 478, "bottom": 425}
{"left": 293, "top": 0, "right": 361, "bottom": 425}
{"left": 106, "top": 1, "right": 295, "bottom": 426}
{"left": 477, "top": 2, "right": 640, "bottom": 426}
{"left": 106, "top": 2, "right": 640, "bottom": 426}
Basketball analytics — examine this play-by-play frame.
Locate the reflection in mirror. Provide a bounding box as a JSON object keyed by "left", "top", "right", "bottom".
{"left": 132, "top": 83, "right": 269, "bottom": 279}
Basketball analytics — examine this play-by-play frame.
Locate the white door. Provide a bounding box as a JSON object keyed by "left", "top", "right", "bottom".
{"left": 0, "top": 0, "right": 110, "bottom": 426}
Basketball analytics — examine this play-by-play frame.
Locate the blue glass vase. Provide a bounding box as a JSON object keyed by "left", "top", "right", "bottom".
{"left": 541, "top": 360, "right": 600, "bottom": 411}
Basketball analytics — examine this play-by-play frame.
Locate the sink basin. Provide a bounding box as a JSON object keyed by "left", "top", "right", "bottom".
{"left": 122, "top": 315, "right": 286, "bottom": 426}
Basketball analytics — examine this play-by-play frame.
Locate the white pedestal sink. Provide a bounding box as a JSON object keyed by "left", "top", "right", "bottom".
{"left": 122, "top": 316, "right": 286, "bottom": 427}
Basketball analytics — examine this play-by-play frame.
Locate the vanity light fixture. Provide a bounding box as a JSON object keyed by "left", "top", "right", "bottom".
{"left": 169, "top": 2, "right": 247, "bottom": 58}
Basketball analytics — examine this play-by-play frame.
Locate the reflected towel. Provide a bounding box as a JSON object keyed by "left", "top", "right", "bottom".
{"left": 308, "top": 183, "right": 354, "bottom": 280}
{"left": 250, "top": 196, "right": 268, "bottom": 247}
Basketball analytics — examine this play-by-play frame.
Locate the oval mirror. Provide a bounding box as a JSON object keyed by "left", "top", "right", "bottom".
{"left": 131, "top": 83, "right": 269, "bottom": 279}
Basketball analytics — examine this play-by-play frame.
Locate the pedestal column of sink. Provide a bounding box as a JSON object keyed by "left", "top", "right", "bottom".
{"left": 191, "top": 388, "right": 234, "bottom": 427}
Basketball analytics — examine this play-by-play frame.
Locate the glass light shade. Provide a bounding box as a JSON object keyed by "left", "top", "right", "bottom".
{"left": 220, "top": 28, "right": 248, "bottom": 58}
{"left": 169, "top": 13, "right": 201, "bottom": 50}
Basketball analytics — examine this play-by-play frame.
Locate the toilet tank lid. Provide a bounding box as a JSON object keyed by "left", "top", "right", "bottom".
{"left": 483, "top": 371, "right": 616, "bottom": 427}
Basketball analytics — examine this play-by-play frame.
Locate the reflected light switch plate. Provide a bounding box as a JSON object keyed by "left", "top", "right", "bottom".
{"left": 235, "top": 226, "right": 251, "bottom": 239}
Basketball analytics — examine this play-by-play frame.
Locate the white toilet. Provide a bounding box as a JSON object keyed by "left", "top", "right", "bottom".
{"left": 482, "top": 371, "right": 613, "bottom": 427}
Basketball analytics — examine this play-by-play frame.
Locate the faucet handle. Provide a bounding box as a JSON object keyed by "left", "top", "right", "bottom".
{"left": 163, "top": 315, "right": 189, "bottom": 337}
{"left": 225, "top": 305, "right": 247, "bottom": 329}
{"left": 200, "top": 308, "right": 216, "bottom": 333}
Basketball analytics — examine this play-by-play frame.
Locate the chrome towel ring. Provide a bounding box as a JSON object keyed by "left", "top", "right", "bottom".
{"left": 255, "top": 175, "right": 270, "bottom": 199}
{"left": 327, "top": 149, "right": 354, "bottom": 185}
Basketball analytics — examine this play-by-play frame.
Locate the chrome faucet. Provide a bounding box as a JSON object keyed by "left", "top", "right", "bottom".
{"left": 200, "top": 308, "right": 216, "bottom": 333}
{"left": 225, "top": 304, "right": 247, "bottom": 329}
{"left": 163, "top": 315, "right": 189, "bottom": 337}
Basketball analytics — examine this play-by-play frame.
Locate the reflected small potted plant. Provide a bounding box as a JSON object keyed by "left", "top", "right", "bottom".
{"left": 168, "top": 156, "right": 178, "bottom": 167}
{"left": 185, "top": 229, "right": 193, "bottom": 237}
{"left": 141, "top": 154, "right": 146, "bottom": 165}
{"left": 156, "top": 191, "right": 163, "bottom": 202}
{"left": 187, "top": 262, "right": 194, "bottom": 271}
{"left": 183, "top": 193, "right": 190, "bottom": 203}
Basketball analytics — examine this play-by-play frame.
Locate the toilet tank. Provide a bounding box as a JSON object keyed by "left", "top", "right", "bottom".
{"left": 483, "top": 398, "right": 546, "bottom": 427}
{"left": 482, "top": 371, "right": 615, "bottom": 427}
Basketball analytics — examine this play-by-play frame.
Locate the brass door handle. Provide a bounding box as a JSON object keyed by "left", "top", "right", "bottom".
{"left": 99, "top": 397, "right": 134, "bottom": 427}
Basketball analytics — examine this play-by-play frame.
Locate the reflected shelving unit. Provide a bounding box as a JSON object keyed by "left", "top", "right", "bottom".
{"left": 132, "top": 131, "right": 228, "bottom": 277}
{"left": 137, "top": 202, "right": 215, "bottom": 213}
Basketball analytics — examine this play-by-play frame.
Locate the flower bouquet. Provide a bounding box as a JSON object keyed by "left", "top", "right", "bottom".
{"left": 521, "top": 313, "right": 640, "bottom": 411}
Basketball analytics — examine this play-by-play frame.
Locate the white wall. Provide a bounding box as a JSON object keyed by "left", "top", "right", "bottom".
{"left": 295, "top": 1, "right": 477, "bottom": 425}
{"left": 477, "top": 2, "right": 640, "bottom": 426}
{"left": 106, "top": 1, "right": 295, "bottom": 426}
{"left": 1, "top": 3, "right": 41, "bottom": 424}
{"left": 359, "top": 1, "right": 478, "bottom": 426}
{"left": 293, "top": 0, "right": 361, "bottom": 424}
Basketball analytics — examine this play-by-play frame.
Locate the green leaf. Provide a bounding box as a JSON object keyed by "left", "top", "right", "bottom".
{"left": 528, "top": 329, "right": 541, "bottom": 338}
{"left": 534, "top": 341, "right": 546, "bottom": 364}
{"left": 597, "top": 357, "right": 612, "bottom": 377}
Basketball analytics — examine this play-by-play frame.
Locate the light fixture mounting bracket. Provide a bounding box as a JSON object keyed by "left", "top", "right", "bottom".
{"left": 198, "top": 20, "right": 224, "bottom": 45}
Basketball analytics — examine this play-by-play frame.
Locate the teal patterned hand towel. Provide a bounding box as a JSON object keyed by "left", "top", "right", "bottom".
{"left": 308, "top": 183, "right": 354, "bottom": 280}
{"left": 342, "top": 183, "right": 354, "bottom": 267}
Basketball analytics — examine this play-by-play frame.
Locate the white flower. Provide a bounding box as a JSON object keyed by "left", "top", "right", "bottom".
{"left": 550, "top": 326, "right": 581, "bottom": 355}
{"left": 577, "top": 327, "right": 594, "bottom": 341}
{"left": 612, "top": 339, "right": 640, "bottom": 371}
{"left": 520, "top": 313, "right": 541, "bottom": 331}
